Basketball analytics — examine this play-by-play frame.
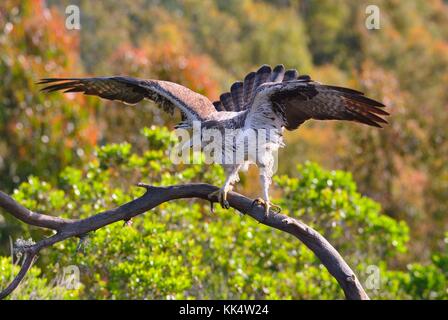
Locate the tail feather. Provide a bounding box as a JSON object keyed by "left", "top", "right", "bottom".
{"left": 270, "top": 64, "right": 285, "bottom": 82}
{"left": 242, "top": 72, "right": 256, "bottom": 105}
{"left": 283, "top": 69, "right": 299, "bottom": 82}
{"left": 213, "top": 64, "right": 301, "bottom": 112}
{"left": 219, "top": 92, "right": 235, "bottom": 111}
{"left": 230, "top": 81, "right": 244, "bottom": 112}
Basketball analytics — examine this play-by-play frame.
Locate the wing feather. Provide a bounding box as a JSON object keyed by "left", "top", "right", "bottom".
{"left": 250, "top": 79, "right": 389, "bottom": 130}
{"left": 219, "top": 92, "right": 235, "bottom": 111}
{"left": 270, "top": 64, "right": 285, "bottom": 82}
{"left": 282, "top": 69, "right": 299, "bottom": 81}
{"left": 213, "top": 100, "right": 224, "bottom": 112}
{"left": 242, "top": 72, "right": 256, "bottom": 105}
{"left": 213, "top": 64, "right": 300, "bottom": 112}
{"left": 252, "top": 65, "right": 272, "bottom": 100}
{"left": 230, "top": 81, "right": 244, "bottom": 112}
{"left": 38, "top": 76, "right": 216, "bottom": 121}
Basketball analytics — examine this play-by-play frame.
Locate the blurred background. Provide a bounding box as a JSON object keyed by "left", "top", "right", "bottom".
{"left": 0, "top": 0, "right": 447, "bottom": 299}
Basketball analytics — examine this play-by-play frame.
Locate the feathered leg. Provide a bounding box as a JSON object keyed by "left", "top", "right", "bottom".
{"left": 252, "top": 171, "right": 281, "bottom": 218}
{"left": 208, "top": 164, "right": 241, "bottom": 209}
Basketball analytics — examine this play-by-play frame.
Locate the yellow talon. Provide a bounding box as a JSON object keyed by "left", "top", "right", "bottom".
{"left": 270, "top": 204, "right": 282, "bottom": 213}
{"left": 208, "top": 188, "right": 230, "bottom": 209}
{"left": 251, "top": 198, "right": 281, "bottom": 218}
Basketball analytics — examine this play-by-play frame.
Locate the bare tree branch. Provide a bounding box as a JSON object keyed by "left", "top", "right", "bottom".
{"left": 0, "top": 183, "right": 369, "bottom": 300}
{"left": 0, "top": 249, "right": 37, "bottom": 300}
{"left": 0, "top": 191, "right": 72, "bottom": 230}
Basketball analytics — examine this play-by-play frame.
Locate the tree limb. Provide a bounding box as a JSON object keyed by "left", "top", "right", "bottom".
{"left": 0, "top": 183, "right": 369, "bottom": 300}
{"left": 0, "top": 250, "right": 37, "bottom": 300}
{"left": 0, "top": 191, "right": 71, "bottom": 230}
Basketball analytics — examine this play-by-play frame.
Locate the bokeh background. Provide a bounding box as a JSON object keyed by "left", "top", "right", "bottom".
{"left": 0, "top": 0, "right": 447, "bottom": 299}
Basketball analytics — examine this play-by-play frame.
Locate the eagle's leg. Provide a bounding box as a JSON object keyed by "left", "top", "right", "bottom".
{"left": 208, "top": 165, "right": 241, "bottom": 209}
{"left": 252, "top": 174, "right": 281, "bottom": 218}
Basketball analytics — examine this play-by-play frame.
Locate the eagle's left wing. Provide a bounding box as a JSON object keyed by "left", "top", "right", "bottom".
{"left": 38, "top": 76, "right": 217, "bottom": 122}
{"left": 250, "top": 78, "right": 389, "bottom": 130}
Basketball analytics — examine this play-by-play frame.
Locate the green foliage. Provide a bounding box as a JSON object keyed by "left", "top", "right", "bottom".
{"left": 0, "top": 256, "right": 81, "bottom": 299}
{"left": 3, "top": 129, "right": 447, "bottom": 299}
{"left": 0, "top": 1, "right": 99, "bottom": 191}
{"left": 1, "top": 0, "right": 445, "bottom": 262}
{"left": 276, "top": 162, "right": 409, "bottom": 261}
{"left": 2, "top": 0, "right": 448, "bottom": 300}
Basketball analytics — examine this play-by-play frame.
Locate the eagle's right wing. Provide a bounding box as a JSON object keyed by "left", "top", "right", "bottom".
{"left": 265, "top": 80, "right": 388, "bottom": 130}
{"left": 38, "top": 76, "right": 217, "bottom": 122}
{"left": 245, "top": 70, "right": 388, "bottom": 130}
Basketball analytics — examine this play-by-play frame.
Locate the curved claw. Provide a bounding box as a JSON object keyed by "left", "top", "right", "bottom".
{"left": 251, "top": 198, "right": 281, "bottom": 216}
{"left": 208, "top": 188, "right": 230, "bottom": 210}
{"left": 270, "top": 204, "right": 282, "bottom": 214}
{"left": 251, "top": 198, "right": 265, "bottom": 207}
{"left": 208, "top": 189, "right": 220, "bottom": 201}
{"left": 123, "top": 219, "right": 133, "bottom": 227}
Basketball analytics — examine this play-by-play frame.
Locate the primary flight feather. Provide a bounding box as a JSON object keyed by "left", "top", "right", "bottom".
{"left": 39, "top": 64, "right": 388, "bottom": 216}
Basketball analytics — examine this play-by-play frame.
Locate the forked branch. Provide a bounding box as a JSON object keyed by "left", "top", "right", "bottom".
{"left": 0, "top": 184, "right": 369, "bottom": 300}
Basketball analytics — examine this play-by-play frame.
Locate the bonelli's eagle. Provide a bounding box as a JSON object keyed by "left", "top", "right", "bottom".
{"left": 40, "top": 64, "right": 388, "bottom": 216}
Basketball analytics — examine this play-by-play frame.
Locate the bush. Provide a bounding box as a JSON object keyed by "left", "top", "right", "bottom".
{"left": 3, "top": 127, "right": 446, "bottom": 299}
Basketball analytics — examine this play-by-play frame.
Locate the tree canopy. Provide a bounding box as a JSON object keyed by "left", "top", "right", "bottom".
{"left": 1, "top": 0, "right": 447, "bottom": 299}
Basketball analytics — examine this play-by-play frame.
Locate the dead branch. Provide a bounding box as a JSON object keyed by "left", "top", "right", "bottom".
{"left": 0, "top": 184, "right": 369, "bottom": 300}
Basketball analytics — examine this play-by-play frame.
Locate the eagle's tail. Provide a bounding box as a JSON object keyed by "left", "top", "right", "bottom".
{"left": 213, "top": 64, "right": 305, "bottom": 112}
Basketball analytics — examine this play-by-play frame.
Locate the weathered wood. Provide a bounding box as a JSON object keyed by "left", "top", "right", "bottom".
{"left": 0, "top": 183, "right": 369, "bottom": 300}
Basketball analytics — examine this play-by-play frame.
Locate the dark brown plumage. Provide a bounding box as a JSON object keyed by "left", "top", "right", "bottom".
{"left": 212, "top": 64, "right": 388, "bottom": 129}
{"left": 269, "top": 80, "right": 388, "bottom": 130}
{"left": 38, "top": 64, "right": 389, "bottom": 216}
{"left": 39, "top": 65, "right": 388, "bottom": 130}
{"left": 38, "top": 76, "right": 216, "bottom": 121}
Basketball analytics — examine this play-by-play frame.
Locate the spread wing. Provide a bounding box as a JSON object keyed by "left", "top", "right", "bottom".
{"left": 38, "top": 76, "right": 217, "bottom": 121}
{"left": 249, "top": 75, "right": 388, "bottom": 130}
{"left": 212, "top": 64, "right": 301, "bottom": 112}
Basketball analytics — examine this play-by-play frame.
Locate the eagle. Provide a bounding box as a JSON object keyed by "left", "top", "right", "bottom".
{"left": 39, "top": 64, "right": 388, "bottom": 217}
